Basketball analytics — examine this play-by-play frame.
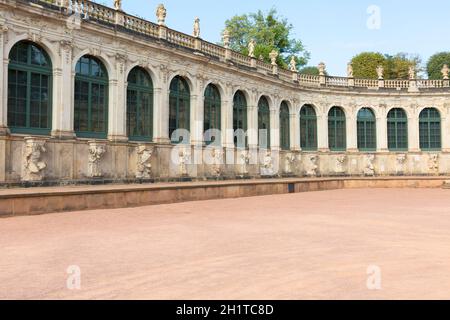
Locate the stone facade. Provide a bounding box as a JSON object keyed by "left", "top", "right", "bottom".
{"left": 1, "top": 1, "right": 450, "bottom": 185}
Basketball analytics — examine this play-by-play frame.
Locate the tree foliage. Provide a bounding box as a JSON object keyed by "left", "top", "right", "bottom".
{"left": 222, "top": 8, "right": 310, "bottom": 69}
{"left": 426, "top": 52, "right": 450, "bottom": 79}
{"left": 350, "top": 52, "right": 421, "bottom": 79}
{"left": 299, "top": 66, "right": 324, "bottom": 76}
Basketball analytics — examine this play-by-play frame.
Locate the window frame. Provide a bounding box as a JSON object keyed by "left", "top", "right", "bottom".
{"left": 300, "top": 105, "right": 318, "bottom": 151}
{"left": 328, "top": 107, "right": 347, "bottom": 152}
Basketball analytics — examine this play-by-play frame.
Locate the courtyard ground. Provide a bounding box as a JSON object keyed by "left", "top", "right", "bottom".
{"left": 1, "top": 188, "right": 450, "bottom": 300}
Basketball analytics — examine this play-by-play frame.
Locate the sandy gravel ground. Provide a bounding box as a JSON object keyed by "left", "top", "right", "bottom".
{"left": 1, "top": 188, "right": 450, "bottom": 300}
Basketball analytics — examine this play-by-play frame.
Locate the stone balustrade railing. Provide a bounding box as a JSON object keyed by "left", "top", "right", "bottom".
{"left": 31, "top": 0, "right": 450, "bottom": 92}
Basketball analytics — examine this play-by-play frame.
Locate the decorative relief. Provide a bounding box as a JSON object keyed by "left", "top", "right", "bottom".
{"left": 284, "top": 153, "right": 295, "bottom": 174}
{"left": 335, "top": 154, "right": 347, "bottom": 174}
{"left": 260, "top": 151, "right": 274, "bottom": 176}
{"left": 363, "top": 154, "right": 376, "bottom": 176}
{"left": 240, "top": 150, "right": 251, "bottom": 176}
{"left": 210, "top": 148, "right": 223, "bottom": 178}
{"left": 305, "top": 154, "right": 318, "bottom": 177}
{"left": 22, "top": 137, "right": 47, "bottom": 182}
{"left": 88, "top": 141, "right": 106, "bottom": 178}
{"left": 136, "top": 145, "right": 153, "bottom": 179}
{"left": 59, "top": 40, "right": 73, "bottom": 64}
{"left": 178, "top": 148, "right": 190, "bottom": 177}
{"left": 428, "top": 153, "right": 439, "bottom": 175}
{"left": 395, "top": 154, "right": 407, "bottom": 174}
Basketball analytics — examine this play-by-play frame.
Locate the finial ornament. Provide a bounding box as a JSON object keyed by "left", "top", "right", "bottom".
{"left": 442, "top": 64, "right": 450, "bottom": 80}
{"left": 289, "top": 56, "right": 297, "bottom": 72}
{"left": 248, "top": 39, "right": 256, "bottom": 58}
{"left": 376, "top": 65, "right": 384, "bottom": 80}
{"left": 193, "top": 17, "right": 200, "bottom": 38}
{"left": 222, "top": 29, "right": 230, "bottom": 48}
{"left": 113, "top": 0, "right": 122, "bottom": 11}
{"left": 409, "top": 65, "right": 416, "bottom": 80}
{"left": 347, "top": 63, "right": 353, "bottom": 78}
{"left": 269, "top": 49, "right": 279, "bottom": 66}
{"left": 318, "top": 62, "right": 326, "bottom": 76}
{"left": 156, "top": 4, "right": 167, "bottom": 26}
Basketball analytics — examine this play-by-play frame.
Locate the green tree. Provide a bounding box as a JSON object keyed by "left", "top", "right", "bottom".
{"left": 350, "top": 52, "right": 386, "bottom": 79}
{"left": 222, "top": 8, "right": 310, "bottom": 69}
{"left": 351, "top": 52, "right": 421, "bottom": 79}
{"left": 426, "top": 52, "right": 450, "bottom": 79}
{"left": 299, "top": 66, "right": 324, "bottom": 76}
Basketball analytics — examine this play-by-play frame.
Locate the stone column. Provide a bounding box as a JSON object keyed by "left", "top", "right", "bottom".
{"left": 346, "top": 109, "right": 358, "bottom": 152}
{"left": 441, "top": 109, "right": 450, "bottom": 152}
{"left": 222, "top": 86, "right": 234, "bottom": 149}
{"left": 376, "top": 108, "right": 388, "bottom": 152}
{"left": 190, "top": 85, "right": 202, "bottom": 146}
{"left": 107, "top": 55, "right": 128, "bottom": 142}
{"left": 317, "top": 114, "right": 329, "bottom": 152}
{"left": 270, "top": 109, "right": 280, "bottom": 151}
{"left": 0, "top": 23, "right": 8, "bottom": 135}
{"left": 153, "top": 75, "right": 170, "bottom": 144}
{"left": 52, "top": 41, "right": 75, "bottom": 139}
{"left": 290, "top": 111, "right": 301, "bottom": 151}
{"left": 408, "top": 112, "right": 420, "bottom": 152}
{"left": 247, "top": 104, "right": 258, "bottom": 148}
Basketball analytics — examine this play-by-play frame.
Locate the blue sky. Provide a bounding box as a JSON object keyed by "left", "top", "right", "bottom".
{"left": 115, "top": 0, "right": 450, "bottom": 76}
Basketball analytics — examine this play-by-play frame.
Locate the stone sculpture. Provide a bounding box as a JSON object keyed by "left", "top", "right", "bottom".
{"left": 248, "top": 39, "right": 255, "bottom": 58}
{"left": 305, "top": 154, "right": 318, "bottom": 177}
{"left": 156, "top": 4, "right": 167, "bottom": 26}
{"left": 136, "top": 145, "right": 153, "bottom": 179}
{"left": 22, "top": 137, "right": 47, "bottom": 182}
{"left": 193, "top": 17, "right": 200, "bottom": 38}
{"left": 88, "top": 141, "right": 106, "bottom": 178}
{"left": 363, "top": 154, "right": 375, "bottom": 176}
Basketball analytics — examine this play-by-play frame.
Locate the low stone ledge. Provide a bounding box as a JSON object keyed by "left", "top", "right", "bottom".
{"left": 1, "top": 176, "right": 449, "bottom": 218}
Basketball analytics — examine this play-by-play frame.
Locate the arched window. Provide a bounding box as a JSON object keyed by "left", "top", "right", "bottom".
{"left": 279, "top": 102, "right": 290, "bottom": 150}
{"left": 8, "top": 41, "right": 52, "bottom": 135}
{"left": 74, "top": 55, "right": 108, "bottom": 138}
{"left": 419, "top": 108, "right": 441, "bottom": 151}
{"left": 233, "top": 91, "right": 247, "bottom": 148}
{"left": 387, "top": 108, "right": 408, "bottom": 151}
{"left": 258, "top": 97, "right": 270, "bottom": 149}
{"left": 328, "top": 107, "right": 346, "bottom": 151}
{"left": 300, "top": 105, "right": 317, "bottom": 151}
{"left": 127, "top": 67, "right": 153, "bottom": 141}
{"left": 357, "top": 108, "right": 376, "bottom": 151}
{"left": 169, "top": 76, "right": 190, "bottom": 143}
{"left": 204, "top": 84, "right": 221, "bottom": 145}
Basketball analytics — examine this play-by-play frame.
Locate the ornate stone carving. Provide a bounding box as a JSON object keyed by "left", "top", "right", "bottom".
{"left": 222, "top": 29, "right": 230, "bottom": 48}
{"left": 248, "top": 39, "right": 255, "bottom": 58}
{"left": 88, "top": 141, "right": 106, "bottom": 178}
{"left": 210, "top": 148, "right": 223, "bottom": 177}
{"left": 178, "top": 148, "right": 190, "bottom": 177}
{"left": 136, "top": 145, "right": 153, "bottom": 179}
{"left": 335, "top": 155, "right": 347, "bottom": 174}
{"left": 240, "top": 150, "right": 251, "bottom": 176}
{"left": 442, "top": 64, "right": 449, "bottom": 80}
{"left": 347, "top": 63, "right": 353, "bottom": 78}
{"left": 409, "top": 65, "right": 416, "bottom": 80}
{"left": 376, "top": 65, "right": 384, "bottom": 80}
{"left": 156, "top": 4, "right": 167, "bottom": 26}
{"left": 193, "top": 17, "right": 200, "bottom": 38}
{"left": 396, "top": 154, "right": 407, "bottom": 174}
{"left": 318, "top": 62, "right": 326, "bottom": 76}
{"left": 114, "top": 0, "right": 122, "bottom": 11}
{"left": 363, "top": 154, "right": 376, "bottom": 176}
{"left": 261, "top": 151, "right": 274, "bottom": 176}
{"left": 284, "top": 153, "right": 295, "bottom": 174}
{"left": 305, "top": 154, "right": 318, "bottom": 177}
{"left": 289, "top": 56, "right": 297, "bottom": 72}
{"left": 428, "top": 153, "right": 439, "bottom": 175}
{"left": 59, "top": 40, "right": 73, "bottom": 64}
{"left": 22, "top": 137, "right": 47, "bottom": 182}
{"left": 269, "top": 50, "right": 278, "bottom": 66}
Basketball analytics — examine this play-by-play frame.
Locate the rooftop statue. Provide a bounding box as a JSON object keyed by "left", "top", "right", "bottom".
{"left": 193, "top": 17, "right": 200, "bottom": 38}
{"left": 289, "top": 56, "right": 297, "bottom": 72}
{"left": 248, "top": 39, "right": 256, "bottom": 58}
{"left": 156, "top": 4, "right": 167, "bottom": 26}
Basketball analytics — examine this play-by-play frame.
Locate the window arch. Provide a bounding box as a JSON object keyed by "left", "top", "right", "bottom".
{"left": 204, "top": 84, "right": 221, "bottom": 145}
{"left": 127, "top": 67, "right": 153, "bottom": 141}
{"left": 279, "top": 102, "right": 290, "bottom": 150}
{"left": 169, "top": 76, "right": 190, "bottom": 143}
{"left": 328, "top": 107, "right": 346, "bottom": 151}
{"left": 233, "top": 91, "right": 247, "bottom": 148}
{"left": 258, "top": 97, "right": 270, "bottom": 149}
{"left": 300, "top": 105, "right": 317, "bottom": 151}
{"left": 387, "top": 108, "right": 408, "bottom": 151}
{"left": 74, "top": 55, "right": 108, "bottom": 138}
{"left": 357, "top": 108, "right": 376, "bottom": 151}
{"left": 419, "top": 108, "right": 441, "bottom": 151}
{"left": 8, "top": 41, "right": 52, "bottom": 135}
